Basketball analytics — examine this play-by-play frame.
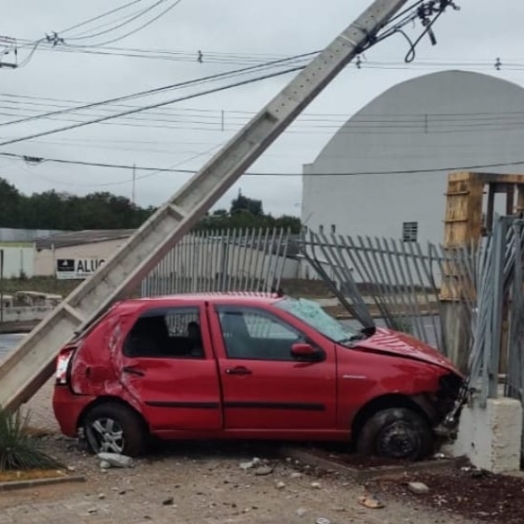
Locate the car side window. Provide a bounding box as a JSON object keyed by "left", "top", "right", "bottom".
{"left": 123, "top": 307, "right": 205, "bottom": 359}
{"left": 218, "top": 308, "right": 303, "bottom": 361}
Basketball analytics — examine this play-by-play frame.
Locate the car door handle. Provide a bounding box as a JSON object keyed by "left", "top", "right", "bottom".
{"left": 122, "top": 366, "right": 146, "bottom": 377}
{"left": 225, "top": 366, "right": 252, "bottom": 376}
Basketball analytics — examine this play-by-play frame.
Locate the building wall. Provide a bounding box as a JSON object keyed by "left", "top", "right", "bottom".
{"left": 0, "top": 245, "right": 35, "bottom": 278}
{"left": 302, "top": 71, "right": 524, "bottom": 247}
{"left": 0, "top": 228, "right": 63, "bottom": 243}
{"left": 34, "top": 238, "right": 127, "bottom": 277}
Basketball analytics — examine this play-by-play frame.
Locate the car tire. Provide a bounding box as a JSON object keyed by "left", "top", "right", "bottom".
{"left": 83, "top": 402, "right": 147, "bottom": 457}
{"left": 356, "top": 407, "right": 432, "bottom": 461}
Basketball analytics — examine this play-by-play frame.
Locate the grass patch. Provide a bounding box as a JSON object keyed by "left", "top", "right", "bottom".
{"left": 0, "top": 469, "right": 67, "bottom": 483}
{"left": 0, "top": 277, "right": 141, "bottom": 300}
{"left": 0, "top": 277, "right": 81, "bottom": 297}
{"left": 0, "top": 408, "right": 63, "bottom": 471}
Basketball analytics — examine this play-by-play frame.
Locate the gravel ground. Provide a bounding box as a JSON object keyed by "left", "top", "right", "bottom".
{"left": 371, "top": 464, "right": 524, "bottom": 524}
{"left": 0, "top": 435, "right": 480, "bottom": 524}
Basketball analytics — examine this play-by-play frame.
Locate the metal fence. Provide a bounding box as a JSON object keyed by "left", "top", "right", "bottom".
{"left": 301, "top": 221, "right": 524, "bottom": 400}
{"left": 300, "top": 231, "right": 479, "bottom": 360}
{"left": 141, "top": 228, "right": 293, "bottom": 297}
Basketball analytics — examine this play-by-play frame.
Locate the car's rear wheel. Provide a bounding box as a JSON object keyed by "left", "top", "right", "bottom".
{"left": 83, "top": 402, "right": 146, "bottom": 457}
{"left": 356, "top": 407, "right": 432, "bottom": 461}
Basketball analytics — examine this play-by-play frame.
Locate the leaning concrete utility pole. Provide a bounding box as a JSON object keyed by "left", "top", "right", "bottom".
{"left": 0, "top": 0, "right": 416, "bottom": 413}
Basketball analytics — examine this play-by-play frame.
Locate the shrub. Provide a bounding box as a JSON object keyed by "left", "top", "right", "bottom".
{"left": 0, "top": 408, "right": 62, "bottom": 471}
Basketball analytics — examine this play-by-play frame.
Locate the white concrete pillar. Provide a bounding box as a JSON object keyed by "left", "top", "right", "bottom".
{"left": 453, "top": 396, "right": 523, "bottom": 474}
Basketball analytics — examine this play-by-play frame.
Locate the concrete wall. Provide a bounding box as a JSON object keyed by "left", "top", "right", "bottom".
{"left": 302, "top": 71, "right": 524, "bottom": 246}
{"left": 34, "top": 238, "right": 127, "bottom": 277}
{"left": 0, "top": 245, "right": 35, "bottom": 278}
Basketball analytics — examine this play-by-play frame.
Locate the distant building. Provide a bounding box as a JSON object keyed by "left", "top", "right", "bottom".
{"left": 34, "top": 229, "right": 134, "bottom": 277}
{"left": 302, "top": 70, "right": 524, "bottom": 247}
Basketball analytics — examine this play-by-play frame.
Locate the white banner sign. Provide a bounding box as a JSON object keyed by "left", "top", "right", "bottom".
{"left": 56, "top": 257, "right": 105, "bottom": 280}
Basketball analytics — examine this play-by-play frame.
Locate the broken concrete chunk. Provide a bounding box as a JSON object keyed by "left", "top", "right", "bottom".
{"left": 275, "top": 481, "right": 286, "bottom": 490}
{"left": 254, "top": 466, "right": 274, "bottom": 476}
{"left": 310, "top": 482, "right": 321, "bottom": 489}
{"left": 97, "top": 453, "right": 134, "bottom": 468}
{"left": 407, "top": 482, "right": 430, "bottom": 495}
{"left": 100, "top": 460, "right": 111, "bottom": 470}
{"left": 358, "top": 494, "right": 386, "bottom": 509}
{"left": 240, "top": 457, "right": 261, "bottom": 470}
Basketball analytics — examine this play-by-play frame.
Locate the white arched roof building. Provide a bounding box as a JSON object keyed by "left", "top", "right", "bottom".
{"left": 302, "top": 70, "right": 524, "bottom": 246}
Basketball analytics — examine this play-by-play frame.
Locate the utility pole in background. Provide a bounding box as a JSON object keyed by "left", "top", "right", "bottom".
{"left": 132, "top": 164, "right": 136, "bottom": 205}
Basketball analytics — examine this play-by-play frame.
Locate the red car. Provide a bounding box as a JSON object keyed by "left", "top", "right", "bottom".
{"left": 52, "top": 293, "right": 463, "bottom": 460}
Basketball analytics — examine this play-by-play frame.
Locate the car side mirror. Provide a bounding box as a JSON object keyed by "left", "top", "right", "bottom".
{"left": 291, "top": 343, "right": 323, "bottom": 362}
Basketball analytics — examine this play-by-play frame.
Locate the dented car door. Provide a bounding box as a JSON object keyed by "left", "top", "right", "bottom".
{"left": 117, "top": 303, "right": 222, "bottom": 434}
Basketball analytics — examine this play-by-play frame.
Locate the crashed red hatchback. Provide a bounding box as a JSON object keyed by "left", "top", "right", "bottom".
{"left": 52, "top": 293, "right": 463, "bottom": 460}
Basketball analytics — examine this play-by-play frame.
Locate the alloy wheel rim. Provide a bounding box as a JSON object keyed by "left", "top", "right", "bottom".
{"left": 87, "top": 417, "right": 125, "bottom": 454}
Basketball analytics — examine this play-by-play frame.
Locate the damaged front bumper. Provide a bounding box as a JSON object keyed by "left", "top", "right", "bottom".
{"left": 433, "top": 374, "right": 469, "bottom": 440}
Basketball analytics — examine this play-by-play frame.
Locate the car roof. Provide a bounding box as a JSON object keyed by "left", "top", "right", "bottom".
{"left": 114, "top": 292, "right": 284, "bottom": 310}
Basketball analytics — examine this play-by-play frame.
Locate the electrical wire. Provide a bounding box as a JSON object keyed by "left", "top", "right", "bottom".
{"left": 64, "top": 0, "right": 168, "bottom": 40}
{"left": 0, "top": 52, "right": 316, "bottom": 129}
{"left": 0, "top": 62, "right": 308, "bottom": 147}
{"left": 4, "top": 0, "right": 183, "bottom": 67}
{"left": 2, "top": 150, "right": 524, "bottom": 184}
{"left": 56, "top": 0, "right": 146, "bottom": 36}
{"left": 65, "top": 0, "right": 184, "bottom": 47}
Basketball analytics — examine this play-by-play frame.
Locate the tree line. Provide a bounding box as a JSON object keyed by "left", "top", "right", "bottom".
{"left": 0, "top": 178, "right": 301, "bottom": 233}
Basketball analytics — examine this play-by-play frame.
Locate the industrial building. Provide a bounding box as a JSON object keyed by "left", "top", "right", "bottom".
{"left": 302, "top": 70, "right": 524, "bottom": 246}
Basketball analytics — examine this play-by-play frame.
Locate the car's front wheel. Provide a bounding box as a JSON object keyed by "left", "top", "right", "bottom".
{"left": 83, "top": 402, "right": 146, "bottom": 457}
{"left": 356, "top": 407, "right": 432, "bottom": 461}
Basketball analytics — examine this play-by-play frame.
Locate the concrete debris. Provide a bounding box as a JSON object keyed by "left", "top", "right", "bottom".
{"left": 407, "top": 482, "right": 430, "bottom": 495}
{"left": 240, "top": 458, "right": 261, "bottom": 470}
{"left": 100, "top": 460, "right": 111, "bottom": 470}
{"left": 296, "top": 508, "right": 307, "bottom": 517}
{"left": 97, "top": 452, "right": 134, "bottom": 468}
{"left": 310, "top": 482, "right": 322, "bottom": 489}
{"left": 358, "top": 494, "right": 386, "bottom": 509}
{"left": 254, "top": 466, "right": 274, "bottom": 476}
{"left": 290, "top": 472, "right": 302, "bottom": 479}
{"left": 275, "top": 481, "right": 286, "bottom": 490}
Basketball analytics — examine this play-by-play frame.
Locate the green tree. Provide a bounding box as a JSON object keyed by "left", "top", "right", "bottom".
{"left": 0, "top": 178, "right": 22, "bottom": 228}
{"left": 230, "top": 191, "right": 263, "bottom": 216}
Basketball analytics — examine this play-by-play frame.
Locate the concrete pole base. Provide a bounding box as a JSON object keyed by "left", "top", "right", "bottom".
{"left": 452, "top": 396, "right": 523, "bottom": 474}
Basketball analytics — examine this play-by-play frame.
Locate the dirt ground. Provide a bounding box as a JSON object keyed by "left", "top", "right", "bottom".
{"left": 0, "top": 380, "right": 520, "bottom": 524}
{"left": 0, "top": 435, "right": 477, "bottom": 524}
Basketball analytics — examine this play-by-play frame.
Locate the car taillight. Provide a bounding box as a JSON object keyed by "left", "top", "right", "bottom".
{"left": 56, "top": 349, "right": 75, "bottom": 385}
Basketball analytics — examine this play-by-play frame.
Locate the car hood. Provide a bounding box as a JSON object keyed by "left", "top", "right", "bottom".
{"left": 355, "top": 327, "right": 458, "bottom": 373}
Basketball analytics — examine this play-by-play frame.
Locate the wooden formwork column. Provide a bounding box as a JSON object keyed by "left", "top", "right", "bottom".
{"left": 441, "top": 172, "right": 484, "bottom": 373}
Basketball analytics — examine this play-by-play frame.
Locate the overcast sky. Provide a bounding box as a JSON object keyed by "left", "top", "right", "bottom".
{"left": 1, "top": 0, "right": 523, "bottom": 217}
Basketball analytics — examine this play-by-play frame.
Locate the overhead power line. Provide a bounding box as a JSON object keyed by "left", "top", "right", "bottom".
{"left": 57, "top": 0, "right": 146, "bottom": 36}
{"left": 2, "top": 151, "right": 524, "bottom": 186}
{"left": 0, "top": 53, "right": 315, "bottom": 129}
{"left": 0, "top": 62, "right": 308, "bottom": 147}
{"left": 2, "top": 0, "right": 184, "bottom": 68}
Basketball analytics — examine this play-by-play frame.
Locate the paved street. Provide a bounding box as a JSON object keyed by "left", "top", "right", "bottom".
{"left": 0, "top": 333, "right": 26, "bottom": 359}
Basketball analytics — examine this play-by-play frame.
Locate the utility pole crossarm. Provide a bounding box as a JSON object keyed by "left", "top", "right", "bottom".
{"left": 0, "top": 0, "right": 411, "bottom": 413}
